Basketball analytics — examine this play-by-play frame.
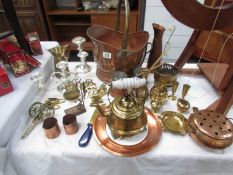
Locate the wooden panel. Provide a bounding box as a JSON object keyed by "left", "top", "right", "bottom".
{"left": 12, "top": 0, "right": 36, "bottom": 10}
{"left": 194, "top": 30, "right": 233, "bottom": 64}
{"left": 17, "top": 11, "right": 48, "bottom": 40}
{"left": 0, "top": 14, "right": 10, "bottom": 32}
{"left": 91, "top": 14, "right": 138, "bottom": 33}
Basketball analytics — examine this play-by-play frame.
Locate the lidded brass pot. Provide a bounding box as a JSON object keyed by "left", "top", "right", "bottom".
{"left": 150, "top": 82, "right": 168, "bottom": 112}
{"left": 91, "top": 77, "right": 147, "bottom": 139}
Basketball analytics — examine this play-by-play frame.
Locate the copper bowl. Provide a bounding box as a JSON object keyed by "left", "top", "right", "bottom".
{"left": 188, "top": 108, "right": 233, "bottom": 149}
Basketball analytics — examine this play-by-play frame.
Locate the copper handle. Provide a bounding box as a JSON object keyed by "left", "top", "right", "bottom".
{"left": 115, "top": 0, "right": 130, "bottom": 51}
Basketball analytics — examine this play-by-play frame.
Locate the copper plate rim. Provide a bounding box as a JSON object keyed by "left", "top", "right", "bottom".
{"left": 93, "top": 107, "right": 162, "bottom": 157}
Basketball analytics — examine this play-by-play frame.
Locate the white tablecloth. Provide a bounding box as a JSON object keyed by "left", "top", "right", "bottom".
{"left": 7, "top": 62, "right": 233, "bottom": 175}
{"left": 0, "top": 41, "right": 58, "bottom": 147}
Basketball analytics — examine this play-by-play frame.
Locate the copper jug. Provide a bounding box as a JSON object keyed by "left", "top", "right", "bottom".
{"left": 87, "top": 0, "right": 149, "bottom": 82}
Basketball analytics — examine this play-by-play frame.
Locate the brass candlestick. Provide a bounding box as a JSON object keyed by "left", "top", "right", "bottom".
{"left": 177, "top": 84, "right": 191, "bottom": 113}
{"left": 168, "top": 81, "right": 179, "bottom": 101}
{"left": 182, "top": 84, "right": 191, "bottom": 99}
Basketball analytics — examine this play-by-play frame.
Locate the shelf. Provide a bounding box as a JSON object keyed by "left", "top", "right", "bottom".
{"left": 47, "top": 9, "right": 139, "bottom": 16}
{"left": 53, "top": 22, "right": 91, "bottom": 26}
{"left": 42, "top": 0, "right": 144, "bottom": 42}
{"left": 52, "top": 15, "right": 91, "bottom": 26}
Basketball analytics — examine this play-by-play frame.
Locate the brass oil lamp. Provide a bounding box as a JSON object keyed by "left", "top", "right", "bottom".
{"left": 91, "top": 77, "right": 147, "bottom": 139}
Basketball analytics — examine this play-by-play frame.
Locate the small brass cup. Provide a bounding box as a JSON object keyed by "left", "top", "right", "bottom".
{"left": 177, "top": 98, "right": 190, "bottom": 113}
{"left": 63, "top": 114, "right": 79, "bottom": 135}
{"left": 43, "top": 117, "right": 61, "bottom": 139}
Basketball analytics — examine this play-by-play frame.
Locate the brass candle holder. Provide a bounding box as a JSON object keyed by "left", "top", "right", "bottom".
{"left": 177, "top": 84, "right": 191, "bottom": 113}
{"left": 182, "top": 84, "right": 190, "bottom": 99}
{"left": 168, "top": 81, "right": 179, "bottom": 101}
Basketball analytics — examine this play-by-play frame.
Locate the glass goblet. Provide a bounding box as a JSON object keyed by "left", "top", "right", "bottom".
{"left": 30, "top": 72, "right": 45, "bottom": 89}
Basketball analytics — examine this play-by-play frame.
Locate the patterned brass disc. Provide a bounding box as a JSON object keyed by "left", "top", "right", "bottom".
{"left": 29, "top": 102, "right": 44, "bottom": 118}
{"left": 93, "top": 108, "right": 162, "bottom": 157}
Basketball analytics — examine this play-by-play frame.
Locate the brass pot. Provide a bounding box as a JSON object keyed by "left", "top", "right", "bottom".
{"left": 154, "top": 63, "right": 179, "bottom": 86}
{"left": 91, "top": 95, "right": 147, "bottom": 139}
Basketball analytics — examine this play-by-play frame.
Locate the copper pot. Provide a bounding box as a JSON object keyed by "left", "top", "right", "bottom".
{"left": 87, "top": 0, "right": 149, "bottom": 82}
{"left": 188, "top": 108, "right": 233, "bottom": 149}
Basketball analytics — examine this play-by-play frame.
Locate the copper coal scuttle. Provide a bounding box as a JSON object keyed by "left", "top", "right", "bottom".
{"left": 91, "top": 77, "right": 147, "bottom": 139}
{"left": 87, "top": 0, "right": 149, "bottom": 82}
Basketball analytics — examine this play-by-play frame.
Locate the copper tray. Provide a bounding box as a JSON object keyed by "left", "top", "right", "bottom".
{"left": 93, "top": 108, "right": 162, "bottom": 157}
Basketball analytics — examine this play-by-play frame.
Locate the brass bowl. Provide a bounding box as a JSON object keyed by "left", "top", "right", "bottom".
{"left": 154, "top": 63, "right": 179, "bottom": 85}
{"left": 177, "top": 98, "right": 190, "bottom": 113}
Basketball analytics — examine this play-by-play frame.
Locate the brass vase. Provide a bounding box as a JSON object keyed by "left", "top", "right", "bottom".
{"left": 48, "top": 45, "right": 70, "bottom": 75}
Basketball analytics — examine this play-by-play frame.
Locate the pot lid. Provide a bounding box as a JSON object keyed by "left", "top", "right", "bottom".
{"left": 112, "top": 96, "right": 144, "bottom": 120}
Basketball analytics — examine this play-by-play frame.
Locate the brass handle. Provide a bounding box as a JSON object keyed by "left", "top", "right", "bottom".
{"left": 115, "top": 0, "right": 130, "bottom": 51}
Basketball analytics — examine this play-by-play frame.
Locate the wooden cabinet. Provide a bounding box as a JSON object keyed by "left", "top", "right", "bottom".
{"left": 90, "top": 13, "right": 138, "bottom": 33}
{"left": 41, "top": 0, "right": 145, "bottom": 44}
{"left": 0, "top": 0, "right": 49, "bottom": 40}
